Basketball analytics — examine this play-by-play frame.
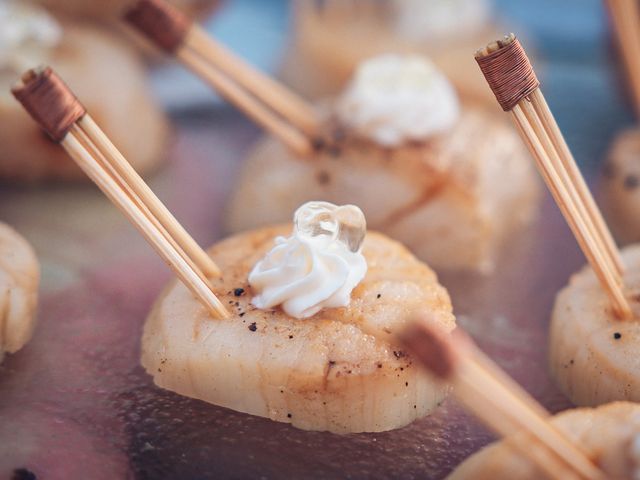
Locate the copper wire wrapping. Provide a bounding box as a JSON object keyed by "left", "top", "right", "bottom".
{"left": 124, "top": 0, "right": 192, "bottom": 53}
{"left": 11, "top": 67, "right": 86, "bottom": 143}
{"left": 475, "top": 37, "right": 540, "bottom": 112}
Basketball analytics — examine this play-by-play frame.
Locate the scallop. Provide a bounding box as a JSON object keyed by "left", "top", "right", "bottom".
{"left": 0, "top": 223, "right": 39, "bottom": 362}
{"left": 142, "top": 226, "right": 455, "bottom": 433}
{"left": 549, "top": 245, "right": 640, "bottom": 406}
{"left": 448, "top": 402, "right": 640, "bottom": 479}
{"left": 225, "top": 109, "right": 539, "bottom": 273}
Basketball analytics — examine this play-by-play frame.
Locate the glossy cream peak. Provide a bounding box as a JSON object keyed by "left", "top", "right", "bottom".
{"left": 0, "top": 2, "right": 61, "bottom": 74}
{"left": 248, "top": 202, "right": 367, "bottom": 319}
{"left": 336, "top": 54, "right": 460, "bottom": 147}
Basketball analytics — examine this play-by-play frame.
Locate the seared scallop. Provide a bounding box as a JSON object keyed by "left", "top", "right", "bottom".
{"left": 142, "top": 225, "right": 455, "bottom": 433}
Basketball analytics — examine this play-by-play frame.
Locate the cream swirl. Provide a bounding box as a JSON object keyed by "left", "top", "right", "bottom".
{"left": 392, "top": 0, "right": 490, "bottom": 42}
{"left": 336, "top": 54, "right": 460, "bottom": 147}
{"left": 0, "top": 2, "right": 62, "bottom": 74}
{"left": 249, "top": 202, "right": 367, "bottom": 319}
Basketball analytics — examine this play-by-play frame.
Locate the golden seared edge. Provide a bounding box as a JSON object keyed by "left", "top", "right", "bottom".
{"left": 142, "top": 225, "right": 455, "bottom": 433}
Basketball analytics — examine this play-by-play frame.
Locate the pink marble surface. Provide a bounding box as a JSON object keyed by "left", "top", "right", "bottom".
{"left": 0, "top": 111, "right": 584, "bottom": 479}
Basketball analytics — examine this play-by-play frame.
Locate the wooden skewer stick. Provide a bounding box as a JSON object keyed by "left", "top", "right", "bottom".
{"left": 512, "top": 103, "right": 630, "bottom": 317}
{"left": 529, "top": 89, "right": 624, "bottom": 277}
{"left": 398, "top": 315, "right": 606, "bottom": 480}
{"left": 478, "top": 34, "right": 623, "bottom": 279}
{"left": 184, "top": 27, "right": 319, "bottom": 137}
{"left": 76, "top": 115, "right": 220, "bottom": 278}
{"left": 71, "top": 124, "right": 209, "bottom": 285}
{"left": 177, "top": 47, "right": 313, "bottom": 156}
{"left": 12, "top": 66, "right": 229, "bottom": 319}
{"left": 605, "top": 0, "right": 640, "bottom": 118}
{"left": 124, "top": 0, "right": 317, "bottom": 156}
{"left": 64, "top": 127, "right": 229, "bottom": 320}
{"left": 476, "top": 34, "right": 632, "bottom": 319}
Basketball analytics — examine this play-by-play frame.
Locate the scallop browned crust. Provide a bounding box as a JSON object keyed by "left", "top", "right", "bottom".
{"left": 549, "top": 245, "right": 640, "bottom": 407}
{"left": 0, "top": 223, "right": 39, "bottom": 362}
{"left": 601, "top": 128, "right": 640, "bottom": 244}
{"left": 0, "top": 24, "right": 169, "bottom": 182}
{"left": 226, "top": 109, "right": 539, "bottom": 273}
{"left": 448, "top": 402, "right": 640, "bottom": 479}
{"left": 142, "top": 225, "right": 455, "bottom": 433}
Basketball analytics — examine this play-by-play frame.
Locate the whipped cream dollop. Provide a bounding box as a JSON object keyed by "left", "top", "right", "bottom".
{"left": 336, "top": 54, "right": 460, "bottom": 147}
{"left": 0, "top": 2, "right": 62, "bottom": 74}
{"left": 392, "top": 0, "right": 491, "bottom": 42}
{"left": 249, "top": 202, "right": 368, "bottom": 319}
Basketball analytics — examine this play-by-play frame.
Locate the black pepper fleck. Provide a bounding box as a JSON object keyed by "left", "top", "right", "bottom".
{"left": 288, "top": 335, "right": 293, "bottom": 339}
{"left": 248, "top": 322, "right": 257, "bottom": 332}
{"left": 239, "top": 312, "right": 246, "bottom": 317}
{"left": 376, "top": 293, "right": 381, "bottom": 299}
{"left": 614, "top": 332, "right": 622, "bottom": 340}
{"left": 405, "top": 382, "right": 408, "bottom": 387}
{"left": 234, "top": 288, "right": 245, "bottom": 296}
{"left": 12, "top": 469, "right": 37, "bottom": 480}
{"left": 377, "top": 363, "right": 382, "bottom": 368}
{"left": 328, "top": 360, "right": 336, "bottom": 367}
{"left": 287, "top": 413, "right": 292, "bottom": 418}
{"left": 624, "top": 175, "right": 639, "bottom": 190}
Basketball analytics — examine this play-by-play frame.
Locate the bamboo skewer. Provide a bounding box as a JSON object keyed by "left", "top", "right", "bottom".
{"left": 64, "top": 128, "right": 229, "bottom": 319}
{"left": 124, "top": 0, "right": 317, "bottom": 156}
{"left": 512, "top": 103, "right": 628, "bottom": 315}
{"left": 12, "top": 67, "right": 230, "bottom": 320}
{"left": 476, "top": 34, "right": 632, "bottom": 319}
{"left": 184, "top": 27, "right": 318, "bottom": 137}
{"left": 605, "top": 0, "right": 640, "bottom": 118}
{"left": 399, "top": 316, "right": 606, "bottom": 480}
{"left": 77, "top": 115, "right": 221, "bottom": 278}
{"left": 71, "top": 124, "right": 208, "bottom": 285}
{"left": 529, "top": 89, "right": 624, "bottom": 277}
{"left": 177, "top": 47, "right": 313, "bottom": 156}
